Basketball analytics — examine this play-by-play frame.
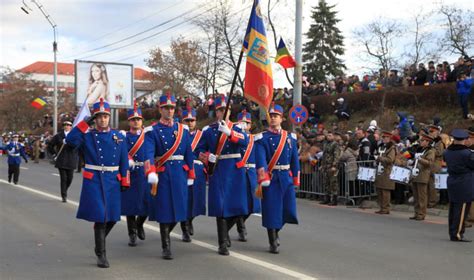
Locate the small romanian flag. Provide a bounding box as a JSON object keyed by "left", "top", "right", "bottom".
{"left": 31, "top": 97, "right": 47, "bottom": 109}
{"left": 275, "top": 37, "right": 296, "bottom": 69}
{"left": 402, "top": 150, "right": 412, "bottom": 159}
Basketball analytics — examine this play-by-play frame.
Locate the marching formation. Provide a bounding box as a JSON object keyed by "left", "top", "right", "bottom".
{"left": 63, "top": 94, "right": 300, "bottom": 268}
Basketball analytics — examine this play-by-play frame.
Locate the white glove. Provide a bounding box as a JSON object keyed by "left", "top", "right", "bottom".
{"left": 128, "top": 159, "right": 135, "bottom": 169}
{"left": 407, "top": 159, "right": 414, "bottom": 166}
{"left": 414, "top": 153, "right": 422, "bottom": 160}
{"left": 187, "top": 179, "right": 194, "bottom": 186}
{"left": 218, "top": 120, "right": 231, "bottom": 136}
{"left": 261, "top": 180, "right": 271, "bottom": 187}
{"left": 208, "top": 153, "right": 217, "bottom": 163}
{"left": 62, "top": 139, "right": 67, "bottom": 144}
{"left": 374, "top": 155, "right": 379, "bottom": 160}
{"left": 147, "top": 172, "right": 159, "bottom": 184}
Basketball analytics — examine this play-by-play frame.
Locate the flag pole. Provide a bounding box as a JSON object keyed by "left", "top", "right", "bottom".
{"left": 207, "top": 49, "right": 244, "bottom": 176}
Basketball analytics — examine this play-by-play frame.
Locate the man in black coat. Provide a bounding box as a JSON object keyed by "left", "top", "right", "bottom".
{"left": 48, "top": 120, "right": 78, "bottom": 202}
{"left": 443, "top": 129, "right": 474, "bottom": 242}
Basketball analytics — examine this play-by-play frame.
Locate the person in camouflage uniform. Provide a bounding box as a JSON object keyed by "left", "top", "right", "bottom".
{"left": 320, "top": 131, "right": 342, "bottom": 206}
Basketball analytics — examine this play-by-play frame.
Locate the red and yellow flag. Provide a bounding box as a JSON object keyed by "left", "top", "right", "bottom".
{"left": 275, "top": 37, "right": 296, "bottom": 69}
{"left": 243, "top": 0, "right": 273, "bottom": 110}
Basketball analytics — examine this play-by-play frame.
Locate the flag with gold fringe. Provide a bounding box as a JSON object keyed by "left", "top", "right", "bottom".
{"left": 243, "top": 0, "right": 273, "bottom": 110}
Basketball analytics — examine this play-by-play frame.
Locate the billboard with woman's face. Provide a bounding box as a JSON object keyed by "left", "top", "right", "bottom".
{"left": 75, "top": 60, "right": 133, "bottom": 108}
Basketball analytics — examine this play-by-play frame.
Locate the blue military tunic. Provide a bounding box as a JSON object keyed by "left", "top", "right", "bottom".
{"left": 187, "top": 130, "right": 206, "bottom": 218}
{"left": 5, "top": 142, "right": 28, "bottom": 165}
{"left": 443, "top": 144, "right": 474, "bottom": 203}
{"left": 240, "top": 134, "right": 261, "bottom": 214}
{"left": 66, "top": 121, "right": 129, "bottom": 223}
{"left": 121, "top": 130, "right": 150, "bottom": 216}
{"left": 255, "top": 130, "right": 300, "bottom": 229}
{"left": 144, "top": 122, "right": 194, "bottom": 223}
{"left": 196, "top": 121, "right": 249, "bottom": 218}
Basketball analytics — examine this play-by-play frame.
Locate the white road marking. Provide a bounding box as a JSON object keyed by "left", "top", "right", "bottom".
{"left": 51, "top": 173, "right": 60, "bottom": 176}
{"left": 20, "top": 167, "right": 28, "bottom": 170}
{"left": 0, "top": 179, "right": 317, "bottom": 280}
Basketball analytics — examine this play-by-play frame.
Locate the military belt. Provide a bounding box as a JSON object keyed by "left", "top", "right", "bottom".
{"left": 273, "top": 164, "right": 290, "bottom": 170}
{"left": 133, "top": 161, "right": 144, "bottom": 166}
{"left": 193, "top": 160, "right": 203, "bottom": 165}
{"left": 218, "top": 153, "right": 241, "bottom": 160}
{"left": 9, "top": 153, "right": 20, "bottom": 157}
{"left": 156, "top": 155, "right": 184, "bottom": 161}
{"left": 85, "top": 164, "right": 119, "bottom": 172}
{"left": 244, "top": 163, "right": 256, "bottom": 168}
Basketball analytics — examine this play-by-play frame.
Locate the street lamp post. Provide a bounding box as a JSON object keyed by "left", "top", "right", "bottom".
{"left": 22, "top": 0, "right": 58, "bottom": 134}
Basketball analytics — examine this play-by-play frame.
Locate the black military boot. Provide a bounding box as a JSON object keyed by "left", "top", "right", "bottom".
{"left": 320, "top": 195, "right": 330, "bottom": 205}
{"left": 225, "top": 217, "right": 236, "bottom": 247}
{"left": 188, "top": 218, "right": 194, "bottom": 236}
{"left": 160, "top": 223, "right": 173, "bottom": 260}
{"left": 180, "top": 221, "right": 191, "bottom": 243}
{"left": 267, "top": 229, "right": 279, "bottom": 254}
{"left": 105, "top": 222, "right": 115, "bottom": 237}
{"left": 329, "top": 195, "right": 338, "bottom": 206}
{"left": 127, "top": 216, "right": 137, "bottom": 247}
{"left": 236, "top": 216, "right": 247, "bottom": 242}
{"left": 94, "top": 223, "right": 110, "bottom": 268}
{"left": 136, "top": 216, "right": 147, "bottom": 240}
{"left": 276, "top": 229, "right": 280, "bottom": 246}
{"left": 216, "top": 218, "right": 229, "bottom": 256}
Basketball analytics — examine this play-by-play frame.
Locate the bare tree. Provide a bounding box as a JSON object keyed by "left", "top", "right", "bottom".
{"left": 403, "top": 10, "right": 440, "bottom": 67}
{"left": 353, "top": 18, "right": 404, "bottom": 73}
{"left": 146, "top": 37, "right": 206, "bottom": 97}
{"left": 194, "top": 0, "right": 251, "bottom": 95}
{"left": 267, "top": 0, "right": 293, "bottom": 86}
{"left": 353, "top": 19, "right": 403, "bottom": 116}
{"left": 438, "top": 5, "right": 473, "bottom": 57}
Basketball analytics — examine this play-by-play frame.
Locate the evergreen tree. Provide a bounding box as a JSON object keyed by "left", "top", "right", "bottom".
{"left": 303, "top": 0, "right": 346, "bottom": 83}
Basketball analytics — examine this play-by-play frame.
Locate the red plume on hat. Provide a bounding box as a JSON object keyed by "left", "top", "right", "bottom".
{"left": 99, "top": 97, "right": 104, "bottom": 111}
{"left": 133, "top": 99, "right": 137, "bottom": 112}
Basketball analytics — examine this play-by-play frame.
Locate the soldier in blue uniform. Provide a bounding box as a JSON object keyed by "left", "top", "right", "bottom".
{"left": 443, "top": 129, "right": 474, "bottom": 242}
{"left": 180, "top": 107, "right": 206, "bottom": 242}
{"left": 5, "top": 134, "right": 28, "bottom": 184}
{"left": 121, "top": 105, "right": 150, "bottom": 247}
{"left": 255, "top": 103, "right": 300, "bottom": 254}
{"left": 229, "top": 110, "right": 261, "bottom": 242}
{"left": 144, "top": 93, "right": 195, "bottom": 260}
{"left": 66, "top": 99, "right": 130, "bottom": 268}
{"left": 196, "top": 94, "right": 249, "bottom": 256}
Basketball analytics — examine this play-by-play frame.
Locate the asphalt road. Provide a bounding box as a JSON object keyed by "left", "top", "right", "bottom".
{"left": 0, "top": 159, "right": 473, "bottom": 280}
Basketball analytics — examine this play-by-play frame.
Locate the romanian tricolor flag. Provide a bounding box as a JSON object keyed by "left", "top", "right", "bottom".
{"left": 31, "top": 97, "right": 47, "bottom": 109}
{"left": 402, "top": 150, "right": 412, "bottom": 159}
{"left": 243, "top": 0, "right": 273, "bottom": 110}
{"left": 275, "top": 37, "right": 296, "bottom": 69}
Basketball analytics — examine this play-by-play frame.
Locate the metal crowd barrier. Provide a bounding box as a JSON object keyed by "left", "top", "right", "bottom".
{"left": 298, "top": 160, "right": 378, "bottom": 206}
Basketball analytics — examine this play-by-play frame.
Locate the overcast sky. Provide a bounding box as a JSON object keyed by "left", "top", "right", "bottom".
{"left": 1, "top": 0, "right": 472, "bottom": 89}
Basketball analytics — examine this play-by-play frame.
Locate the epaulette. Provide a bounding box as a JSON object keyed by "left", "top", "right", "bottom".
{"left": 119, "top": 130, "right": 127, "bottom": 137}
{"left": 235, "top": 123, "right": 244, "bottom": 130}
{"left": 19, "top": 143, "right": 25, "bottom": 147}
{"left": 291, "top": 133, "right": 297, "bottom": 140}
{"left": 182, "top": 124, "right": 189, "bottom": 130}
{"left": 144, "top": 126, "right": 153, "bottom": 133}
{"left": 202, "top": 125, "right": 209, "bottom": 132}
{"left": 253, "top": 133, "right": 263, "bottom": 141}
